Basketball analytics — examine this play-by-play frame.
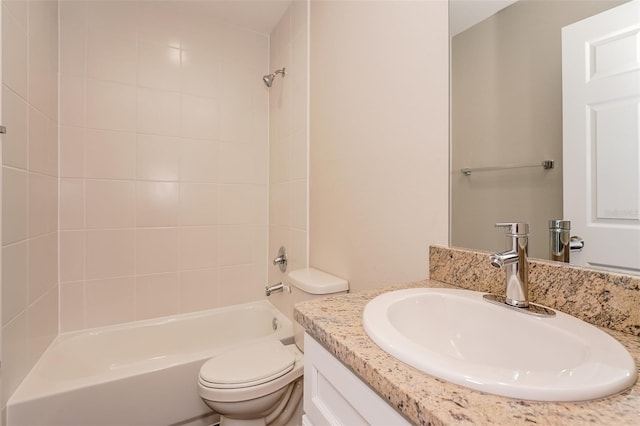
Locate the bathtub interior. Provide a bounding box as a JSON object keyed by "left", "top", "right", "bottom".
{"left": 9, "top": 300, "right": 293, "bottom": 405}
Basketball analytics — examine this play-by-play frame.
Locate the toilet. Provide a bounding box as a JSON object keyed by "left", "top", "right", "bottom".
{"left": 198, "top": 268, "right": 348, "bottom": 425}
{"left": 198, "top": 340, "right": 304, "bottom": 426}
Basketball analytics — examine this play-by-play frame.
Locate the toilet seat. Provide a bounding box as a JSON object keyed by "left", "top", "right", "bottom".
{"left": 198, "top": 342, "right": 303, "bottom": 403}
{"left": 199, "top": 340, "right": 296, "bottom": 388}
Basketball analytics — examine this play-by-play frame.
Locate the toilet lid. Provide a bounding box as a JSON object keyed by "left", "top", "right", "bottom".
{"left": 199, "top": 340, "right": 296, "bottom": 389}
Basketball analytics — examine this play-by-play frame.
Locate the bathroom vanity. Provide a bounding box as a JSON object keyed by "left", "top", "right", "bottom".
{"left": 294, "top": 246, "right": 640, "bottom": 425}
{"left": 303, "top": 333, "right": 410, "bottom": 425}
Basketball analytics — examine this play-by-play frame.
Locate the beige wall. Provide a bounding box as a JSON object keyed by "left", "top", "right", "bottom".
{"left": 0, "top": 0, "right": 451, "bottom": 413}
{"left": 267, "top": 0, "right": 309, "bottom": 321}
{"left": 309, "top": 0, "right": 449, "bottom": 292}
{"left": 450, "top": 0, "right": 623, "bottom": 259}
{"left": 1, "top": 0, "right": 59, "bottom": 407}
{"left": 58, "top": 1, "right": 270, "bottom": 331}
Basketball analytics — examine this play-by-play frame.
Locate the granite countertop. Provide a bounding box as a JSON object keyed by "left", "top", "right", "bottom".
{"left": 294, "top": 280, "right": 640, "bottom": 425}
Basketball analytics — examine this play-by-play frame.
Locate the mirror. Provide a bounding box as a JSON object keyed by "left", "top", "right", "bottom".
{"left": 449, "top": 0, "right": 628, "bottom": 261}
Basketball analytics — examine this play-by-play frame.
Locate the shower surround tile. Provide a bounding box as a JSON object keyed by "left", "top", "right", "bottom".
{"left": 2, "top": 0, "right": 59, "bottom": 407}
{"left": 267, "top": 1, "right": 309, "bottom": 313}
{"left": 58, "top": 0, "right": 270, "bottom": 332}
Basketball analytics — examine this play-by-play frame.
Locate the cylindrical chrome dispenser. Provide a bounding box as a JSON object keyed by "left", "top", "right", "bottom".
{"left": 549, "top": 219, "right": 571, "bottom": 262}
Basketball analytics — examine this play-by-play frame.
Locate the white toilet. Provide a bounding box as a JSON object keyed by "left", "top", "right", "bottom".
{"left": 198, "top": 268, "right": 348, "bottom": 426}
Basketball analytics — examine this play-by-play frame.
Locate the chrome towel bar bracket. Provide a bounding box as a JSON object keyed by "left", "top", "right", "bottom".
{"left": 461, "top": 160, "right": 554, "bottom": 176}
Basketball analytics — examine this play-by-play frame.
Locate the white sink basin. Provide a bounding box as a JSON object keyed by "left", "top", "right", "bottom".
{"left": 363, "top": 288, "right": 637, "bottom": 401}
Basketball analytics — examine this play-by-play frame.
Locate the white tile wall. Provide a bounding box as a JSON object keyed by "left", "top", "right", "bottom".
{"left": 267, "top": 0, "right": 309, "bottom": 322}
{"left": 1, "top": 0, "right": 310, "bottom": 411}
{"left": 59, "top": 1, "right": 270, "bottom": 331}
{"left": 2, "top": 0, "right": 59, "bottom": 408}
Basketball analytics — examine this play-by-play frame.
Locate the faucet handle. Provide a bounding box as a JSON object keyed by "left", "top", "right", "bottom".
{"left": 495, "top": 222, "right": 529, "bottom": 236}
{"left": 272, "top": 246, "right": 288, "bottom": 272}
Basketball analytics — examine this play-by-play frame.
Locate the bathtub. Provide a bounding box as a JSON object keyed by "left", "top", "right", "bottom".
{"left": 7, "top": 300, "right": 293, "bottom": 426}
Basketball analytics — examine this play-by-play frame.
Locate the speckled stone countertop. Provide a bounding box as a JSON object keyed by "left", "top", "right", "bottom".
{"left": 294, "top": 247, "right": 640, "bottom": 425}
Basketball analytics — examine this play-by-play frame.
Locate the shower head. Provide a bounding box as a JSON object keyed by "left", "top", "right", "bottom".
{"left": 263, "top": 73, "right": 275, "bottom": 87}
{"left": 262, "top": 68, "right": 286, "bottom": 87}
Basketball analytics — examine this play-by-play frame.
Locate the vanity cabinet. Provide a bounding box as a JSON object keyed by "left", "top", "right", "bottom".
{"left": 303, "top": 333, "right": 410, "bottom": 426}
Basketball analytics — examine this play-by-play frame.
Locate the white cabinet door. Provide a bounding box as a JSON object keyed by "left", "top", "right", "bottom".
{"left": 303, "top": 333, "right": 410, "bottom": 426}
{"left": 562, "top": 0, "right": 640, "bottom": 273}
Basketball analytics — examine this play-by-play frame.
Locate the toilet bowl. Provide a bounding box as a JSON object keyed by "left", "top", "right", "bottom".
{"left": 198, "top": 268, "right": 348, "bottom": 425}
{"left": 198, "top": 340, "right": 303, "bottom": 426}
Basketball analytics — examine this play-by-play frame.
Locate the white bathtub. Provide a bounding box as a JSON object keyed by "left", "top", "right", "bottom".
{"left": 7, "top": 300, "right": 293, "bottom": 426}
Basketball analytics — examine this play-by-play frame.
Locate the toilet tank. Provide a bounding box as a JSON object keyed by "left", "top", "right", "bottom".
{"left": 285, "top": 268, "right": 349, "bottom": 351}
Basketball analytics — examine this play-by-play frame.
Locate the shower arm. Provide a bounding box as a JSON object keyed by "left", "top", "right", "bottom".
{"left": 262, "top": 67, "right": 287, "bottom": 87}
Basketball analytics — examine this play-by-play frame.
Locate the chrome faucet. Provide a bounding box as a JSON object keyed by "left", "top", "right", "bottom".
{"left": 549, "top": 219, "right": 571, "bottom": 263}
{"left": 486, "top": 222, "right": 555, "bottom": 317}
{"left": 489, "top": 222, "right": 530, "bottom": 308}
{"left": 265, "top": 282, "right": 284, "bottom": 296}
{"left": 549, "top": 219, "right": 585, "bottom": 263}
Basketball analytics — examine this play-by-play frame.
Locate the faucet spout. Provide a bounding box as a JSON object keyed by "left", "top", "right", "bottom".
{"left": 491, "top": 223, "right": 529, "bottom": 308}
{"left": 489, "top": 250, "right": 518, "bottom": 268}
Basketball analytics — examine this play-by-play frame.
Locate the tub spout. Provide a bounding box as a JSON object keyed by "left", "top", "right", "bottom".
{"left": 265, "top": 282, "right": 284, "bottom": 296}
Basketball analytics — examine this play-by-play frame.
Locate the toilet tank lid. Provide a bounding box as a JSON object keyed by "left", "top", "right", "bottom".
{"left": 287, "top": 268, "right": 349, "bottom": 294}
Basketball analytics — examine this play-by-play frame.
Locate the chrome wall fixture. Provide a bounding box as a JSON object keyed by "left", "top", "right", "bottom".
{"left": 461, "top": 160, "right": 554, "bottom": 176}
{"left": 262, "top": 68, "right": 286, "bottom": 87}
{"left": 273, "top": 246, "right": 288, "bottom": 272}
{"left": 265, "top": 282, "right": 284, "bottom": 296}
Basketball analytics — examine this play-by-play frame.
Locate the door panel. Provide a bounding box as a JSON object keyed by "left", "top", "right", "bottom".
{"left": 562, "top": 0, "right": 640, "bottom": 273}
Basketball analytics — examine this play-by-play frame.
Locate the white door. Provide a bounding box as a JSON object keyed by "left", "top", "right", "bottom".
{"left": 562, "top": 0, "right": 640, "bottom": 274}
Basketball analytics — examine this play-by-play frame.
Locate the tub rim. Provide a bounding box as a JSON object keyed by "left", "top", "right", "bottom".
{"left": 9, "top": 300, "right": 293, "bottom": 405}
